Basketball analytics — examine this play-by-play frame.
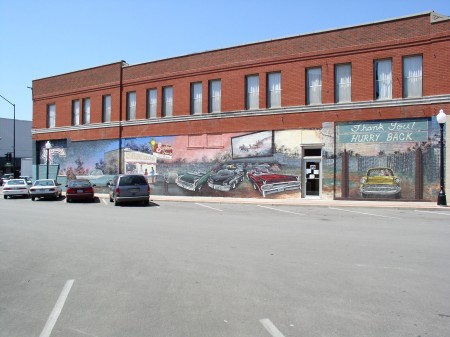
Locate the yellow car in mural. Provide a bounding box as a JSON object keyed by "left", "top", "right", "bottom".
{"left": 359, "top": 167, "right": 402, "bottom": 199}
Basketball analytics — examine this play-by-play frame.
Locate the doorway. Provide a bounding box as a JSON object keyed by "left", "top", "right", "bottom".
{"left": 303, "top": 148, "right": 322, "bottom": 198}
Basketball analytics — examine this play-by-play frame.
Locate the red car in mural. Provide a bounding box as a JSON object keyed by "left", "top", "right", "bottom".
{"left": 247, "top": 165, "right": 301, "bottom": 197}
{"left": 359, "top": 167, "right": 402, "bottom": 199}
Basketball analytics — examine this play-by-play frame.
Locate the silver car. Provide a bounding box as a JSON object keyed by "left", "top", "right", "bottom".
{"left": 3, "top": 179, "right": 30, "bottom": 199}
{"left": 108, "top": 174, "right": 150, "bottom": 206}
{"left": 30, "top": 179, "right": 62, "bottom": 201}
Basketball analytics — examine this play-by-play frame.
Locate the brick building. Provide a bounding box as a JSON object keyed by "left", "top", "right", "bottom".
{"left": 31, "top": 11, "right": 450, "bottom": 201}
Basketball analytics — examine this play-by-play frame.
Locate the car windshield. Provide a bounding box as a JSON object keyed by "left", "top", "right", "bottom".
{"left": 69, "top": 181, "right": 91, "bottom": 188}
{"left": 7, "top": 179, "right": 26, "bottom": 185}
{"left": 368, "top": 169, "right": 393, "bottom": 177}
{"left": 35, "top": 180, "right": 54, "bottom": 186}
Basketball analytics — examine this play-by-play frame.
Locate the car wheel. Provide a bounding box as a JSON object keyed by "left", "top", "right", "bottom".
{"left": 31, "top": 197, "right": 35, "bottom": 201}
{"left": 66, "top": 198, "right": 70, "bottom": 203}
{"left": 114, "top": 198, "right": 119, "bottom": 206}
{"left": 143, "top": 199, "right": 149, "bottom": 206}
{"left": 3, "top": 195, "right": 7, "bottom": 199}
{"left": 109, "top": 196, "right": 113, "bottom": 202}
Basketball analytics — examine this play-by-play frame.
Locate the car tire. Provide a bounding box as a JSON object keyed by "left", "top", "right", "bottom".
{"left": 66, "top": 198, "right": 71, "bottom": 203}
{"left": 109, "top": 196, "right": 113, "bottom": 202}
{"left": 3, "top": 195, "right": 7, "bottom": 199}
{"left": 114, "top": 198, "right": 119, "bottom": 206}
{"left": 31, "top": 197, "right": 35, "bottom": 201}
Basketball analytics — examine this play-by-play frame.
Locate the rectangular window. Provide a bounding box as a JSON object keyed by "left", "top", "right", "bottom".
{"left": 102, "top": 95, "right": 111, "bottom": 122}
{"left": 335, "top": 64, "right": 351, "bottom": 103}
{"left": 209, "top": 80, "right": 221, "bottom": 113}
{"left": 47, "top": 104, "right": 56, "bottom": 128}
{"left": 82, "top": 98, "right": 90, "bottom": 124}
{"left": 403, "top": 55, "right": 422, "bottom": 98}
{"left": 162, "top": 86, "right": 173, "bottom": 117}
{"left": 72, "top": 100, "right": 80, "bottom": 126}
{"left": 307, "top": 67, "right": 322, "bottom": 105}
{"left": 246, "top": 75, "right": 259, "bottom": 110}
{"left": 126, "top": 91, "right": 136, "bottom": 120}
{"left": 147, "top": 88, "right": 157, "bottom": 118}
{"left": 267, "top": 72, "right": 281, "bottom": 108}
{"left": 375, "top": 59, "right": 392, "bottom": 100}
{"left": 191, "top": 82, "right": 202, "bottom": 115}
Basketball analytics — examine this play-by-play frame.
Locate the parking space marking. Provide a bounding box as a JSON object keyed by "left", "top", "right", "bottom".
{"left": 102, "top": 198, "right": 109, "bottom": 206}
{"left": 415, "top": 210, "right": 450, "bottom": 216}
{"left": 329, "top": 207, "right": 401, "bottom": 219}
{"left": 195, "top": 203, "right": 223, "bottom": 212}
{"left": 260, "top": 318, "right": 286, "bottom": 337}
{"left": 257, "top": 205, "right": 306, "bottom": 216}
{"left": 39, "top": 279, "right": 74, "bottom": 337}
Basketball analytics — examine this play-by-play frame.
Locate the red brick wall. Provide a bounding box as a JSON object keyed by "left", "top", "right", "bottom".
{"left": 32, "top": 14, "right": 450, "bottom": 143}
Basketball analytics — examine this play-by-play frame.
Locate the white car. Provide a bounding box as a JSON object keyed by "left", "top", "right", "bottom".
{"left": 3, "top": 179, "right": 30, "bottom": 199}
{"left": 30, "top": 179, "right": 62, "bottom": 201}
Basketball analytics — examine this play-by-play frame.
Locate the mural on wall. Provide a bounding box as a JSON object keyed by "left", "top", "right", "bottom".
{"left": 335, "top": 118, "right": 442, "bottom": 201}
{"left": 39, "top": 130, "right": 306, "bottom": 199}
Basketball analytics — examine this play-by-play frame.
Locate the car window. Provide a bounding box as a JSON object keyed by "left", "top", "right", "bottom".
{"left": 69, "top": 181, "right": 91, "bottom": 188}
{"left": 8, "top": 179, "right": 25, "bottom": 185}
{"left": 119, "top": 175, "right": 147, "bottom": 186}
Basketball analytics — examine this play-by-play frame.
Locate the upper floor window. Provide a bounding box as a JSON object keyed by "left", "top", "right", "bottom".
{"left": 246, "top": 75, "right": 259, "bottom": 110}
{"left": 191, "top": 82, "right": 202, "bottom": 115}
{"left": 374, "top": 59, "right": 392, "bottom": 100}
{"left": 47, "top": 104, "right": 56, "bottom": 128}
{"left": 163, "top": 86, "right": 173, "bottom": 117}
{"left": 335, "top": 64, "right": 351, "bottom": 103}
{"left": 147, "top": 89, "right": 157, "bottom": 118}
{"left": 209, "top": 80, "right": 221, "bottom": 113}
{"left": 72, "top": 100, "right": 80, "bottom": 126}
{"left": 82, "top": 98, "right": 90, "bottom": 124}
{"left": 267, "top": 72, "right": 281, "bottom": 108}
{"left": 102, "top": 95, "right": 111, "bottom": 123}
{"left": 403, "top": 55, "right": 422, "bottom": 98}
{"left": 307, "top": 67, "right": 322, "bottom": 105}
{"left": 126, "top": 91, "right": 136, "bottom": 120}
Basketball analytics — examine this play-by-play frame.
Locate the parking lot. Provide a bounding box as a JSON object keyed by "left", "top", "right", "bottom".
{"left": 1, "top": 192, "right": 450, "bottom": 337}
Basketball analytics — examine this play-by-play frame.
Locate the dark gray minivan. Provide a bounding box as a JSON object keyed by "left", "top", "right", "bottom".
{"left": 108, "top": 174, "right": 150, "bottom": 206}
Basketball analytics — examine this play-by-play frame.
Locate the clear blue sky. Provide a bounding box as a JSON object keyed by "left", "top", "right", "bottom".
{"left": 0, "top": 0, "right": 448, "bottom": 121}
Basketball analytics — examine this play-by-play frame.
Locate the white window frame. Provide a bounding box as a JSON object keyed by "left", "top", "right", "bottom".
{"left": 335, "top": 64, "right": 351, "bottom": 103}
{"left": 82, "top": 98, "right": 90, "bottom": 124}
{"left": 72, "top": 100, "right": 80, "bottom": 126}
{"left": 403, "top": 55, "right": 422, "bottom": 98}
{"left": 102, "top": 95, "right": 111, "bottom": 123}
{"left": 47, "top": 104, "right": 56, "bottom": 128}
{"left": 126, "top": 91, "right": 136, "bottom": 120}
{"left": 191, "top": 82, "right": 202, "bottom": 115}
{"left": 267, "top": 72, "right": 281, "bottom": 108}
{"left": 163, "top": 86, "right": 173, "bottom": 117}
{"left": 374, "top": 59, "right": 392, "bottom": 100}
{"left": 307, "top": 67, "right": 322, "bottom": 105}
{"left": 147, "top": 88, "right": 157, "bottom": 118}
{"left": 209, "top": 80, "right": 221, "bottom": 113}
{"left": 246, "top": 75, "right": 259, "bottom": 110}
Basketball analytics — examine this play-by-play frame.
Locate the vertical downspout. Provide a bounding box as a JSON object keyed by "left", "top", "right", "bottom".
{"left": 118, "top": 61, "right": 125, "bottom": 174}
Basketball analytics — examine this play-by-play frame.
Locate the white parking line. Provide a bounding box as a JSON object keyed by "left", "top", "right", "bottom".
{"left": 329, "top": 207, "right": 401, "bottom": 219}
{"left": 102, "top": 198, "right": 109, "bottom": 206}
{"left": 39, "top": 279, "right": 74, "bottom": 337}
{"left": 257, "top": 205, "right": 306, "bottom": 216}
{"left": 415, "top": 210, "right": 450, "bottom": 216}
{"left": 195, "top": 203, "right": 223, "bottom": 212}
{"left": 260, "top": 318, "right": 286, "bottom": 337}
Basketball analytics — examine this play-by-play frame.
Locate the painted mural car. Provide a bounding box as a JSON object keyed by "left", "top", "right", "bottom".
{"left": 247, "top": 165, "right": 301, "bottom": 197}
{"left": 359, "top": 167, "right": 402, "bottom": 199}
{"left": 175, "top": 170, "right": 211, "bottom": 192}
{"left": 207, "top": 165, "right": 245, "bottom": 191}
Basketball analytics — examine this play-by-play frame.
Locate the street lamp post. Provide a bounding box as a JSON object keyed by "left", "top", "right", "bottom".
{"left": 437, "top": 109, "right": 447, "bottom": 206}
{"left": 0, "top": 94, "right": 15, "bottom": 177}
{"left": 45, "top": 141, "right": 52, "bottom": 179}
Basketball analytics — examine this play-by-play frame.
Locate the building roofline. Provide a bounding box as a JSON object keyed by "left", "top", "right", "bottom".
{"left": 128, "top": 11, "right": 438, "bottom": 68}
{"left": 33, "top": 61, "right": 127, "bottom": 82}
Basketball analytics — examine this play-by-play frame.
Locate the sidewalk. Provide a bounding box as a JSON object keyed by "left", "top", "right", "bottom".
{"left": 111, "top": 193, "right": 440, "bottom": 209}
